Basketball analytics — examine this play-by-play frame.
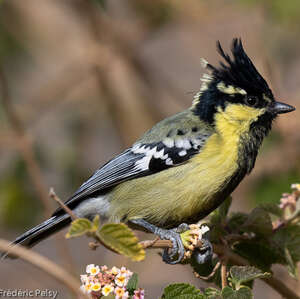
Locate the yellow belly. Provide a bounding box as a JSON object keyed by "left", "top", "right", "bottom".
{"left": 108, "top": 132, "right": 239, "bottom": 226}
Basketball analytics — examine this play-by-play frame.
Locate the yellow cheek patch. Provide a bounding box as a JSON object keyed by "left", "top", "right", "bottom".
{"left": 215, "top": 104, "right": 265, "bottom": 136}
{"left": 225, "top": 104, "right": 265, "bottom": 121}
{"left": 217, "top": 82, "right": 247, "bottom": 95}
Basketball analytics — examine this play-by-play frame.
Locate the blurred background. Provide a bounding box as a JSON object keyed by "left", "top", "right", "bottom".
{"left": 0, "top": 0, "right": 300, "bottom": 298}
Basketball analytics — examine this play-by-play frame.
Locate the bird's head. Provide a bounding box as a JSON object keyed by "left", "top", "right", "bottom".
{"left": 192, "top": 39, "right": 295, "bottom": 131}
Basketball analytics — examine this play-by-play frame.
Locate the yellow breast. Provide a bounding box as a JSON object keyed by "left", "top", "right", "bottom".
{"left": 108, "top": 104, "right": 265, "bottom": 226}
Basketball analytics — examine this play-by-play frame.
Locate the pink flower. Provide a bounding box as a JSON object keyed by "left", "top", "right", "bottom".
{"left": 133, "top": 288, "right": 145, "bottom": 299}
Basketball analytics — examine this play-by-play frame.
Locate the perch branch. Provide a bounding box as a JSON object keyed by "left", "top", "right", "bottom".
{"left": 0, "top": 239, "right": 87, "bottom": 299}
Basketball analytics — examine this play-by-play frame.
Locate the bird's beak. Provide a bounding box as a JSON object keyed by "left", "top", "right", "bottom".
{"left": 268, "top": 101, "right": 295, "bottom": 115}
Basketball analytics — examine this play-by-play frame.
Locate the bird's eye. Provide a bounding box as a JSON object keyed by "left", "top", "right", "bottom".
{"left": 245, "top": 97, "right": 258, "bottom": 107}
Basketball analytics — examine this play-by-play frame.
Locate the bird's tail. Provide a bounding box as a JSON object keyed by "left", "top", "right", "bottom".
{"left": 2, "top": 214, "right": 71, "bottom": 259}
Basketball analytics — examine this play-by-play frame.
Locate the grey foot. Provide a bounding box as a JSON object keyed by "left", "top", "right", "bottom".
{"left": 173, "top": 223, "right": 190, "bottom": 233}
{"left": 158, "top": 228, "right": 185, "bottom": 264}
{"left": 193, "top": 238, "right": 213, "bottom": 264}
{"left": 129, "top": 219, "right": 186, "bottom": 264}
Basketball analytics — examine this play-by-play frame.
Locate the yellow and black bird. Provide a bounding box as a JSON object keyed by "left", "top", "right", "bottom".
{"left": 5, "top": 39, "right": 295, "bottom": 264}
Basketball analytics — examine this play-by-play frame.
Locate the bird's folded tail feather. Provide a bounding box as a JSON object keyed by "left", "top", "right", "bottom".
{"left": 1, "top": 214, "right": 71, "bottom": 259}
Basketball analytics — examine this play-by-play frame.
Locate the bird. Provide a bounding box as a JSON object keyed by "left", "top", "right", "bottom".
{"left": 4, "top": 38, "right": 295, "bottom": 264}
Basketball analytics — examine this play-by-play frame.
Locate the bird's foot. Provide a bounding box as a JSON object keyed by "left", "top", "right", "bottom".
{"left": 173, "top": 223, "right": 190, "bottom": 233}
{"left": 129, "top": 219, "right": 186, "bottom": 264}
{"left": 156, "top": 227, "right": 185, "bottom": 264}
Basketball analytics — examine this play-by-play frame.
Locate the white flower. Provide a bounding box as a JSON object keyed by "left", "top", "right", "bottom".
{"left": 102, "top": 284, "right": 114, "bottom": 296}
{"left": 91, "top": 282, "right": 101, "bottom": 292}
{"left": 80, "top": 282, "right": 93, "bottom": 294}
{"left": 111, "top": 266, "right": 120, "bottom": 275}
{"left": 86, "top": 264, "right": 100, "bottom": 275}
{"left": 115, "top": 273, "right": 128, "bottom": 287}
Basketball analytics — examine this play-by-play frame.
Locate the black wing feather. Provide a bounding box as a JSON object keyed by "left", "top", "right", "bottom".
{"left": 52, "top": 137, "right": 206, "bottom": 216}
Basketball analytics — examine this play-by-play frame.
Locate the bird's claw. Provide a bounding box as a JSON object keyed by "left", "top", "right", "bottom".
{"left": 173, "top": 223, "right": 190, "bottom": 233}
{"left": 156, "top": 228, "right": 185, "bottom": 264}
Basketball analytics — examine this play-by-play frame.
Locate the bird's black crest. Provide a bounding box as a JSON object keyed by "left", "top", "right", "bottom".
{"left": 207, "top": 38, "right": 271, "bottom": 96}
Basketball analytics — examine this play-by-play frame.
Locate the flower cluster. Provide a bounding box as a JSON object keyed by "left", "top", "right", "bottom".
{"left": 279, "top": 183, "right": 300, "bottom": 210}
{"left": 80, "top": 264, "right": 144, "bottom": 299}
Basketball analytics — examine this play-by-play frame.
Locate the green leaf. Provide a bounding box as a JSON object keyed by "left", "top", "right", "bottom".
{"left": 271, "top": 224, "right": 300, "bottom": 264}
{"left": 284, "top": 247, "right": 298, "bottom": 279}
{"left": 65, "top": 218, "right": 93, "bottom": 238}
{"left": 229, "top": 266, "right": 270, "bottom": 289}
{"left": 227, "top": 212, "right": 248, "bottom": 232}
{"left": 96, "top": 223, "right": 145, "bottom": 261}
{"left": 161, "top": 283, "right": 204, "bottom": 299}
{"left": 204, "top": 287, "right": 222, "bottom": 299}
{"left": 126, "top": 273, "right": 138, "bottom": 295}
{"left": 242, "top": 207, "right": 273, "bottom": 236}
{"left": 221, "top": 286, "right": 252, "bottom": 299}
{"left": 233, "top": 240, "right": 281, "bottom": 271}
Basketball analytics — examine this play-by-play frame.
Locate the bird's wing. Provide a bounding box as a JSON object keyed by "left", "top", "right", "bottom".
{"left": 52, "top": 129, "right": 211, "bottom": 216}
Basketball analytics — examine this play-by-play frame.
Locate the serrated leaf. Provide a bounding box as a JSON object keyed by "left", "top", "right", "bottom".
{"left": 96, "top": 223, "right": 145, "bottom": 261}
{"left": 204, "top": 287, "right": 222, "bottom": 299}
{"left": 161, "top": 283, "right": 204, "bottom": 299}
{"left": 221, "top": 286, "right": 252, "bottom": 299}
{"left": 227, "top": 212, "right": 248, "bottom": 232}
{"left": 271, "top": 224, "right": 300, "bottom": 263}
{"left": 284, "top": 247, "right": 298, "bottom": 279}
{"left": 242, "top": 208, "right": 273, "bottom": 236}
{"left": 233, "top": 240, "right": 281, "bottom": 271}
{"left": 65, "top": 218, "right": 93, "bottom": 238}
{"left": 127, "top": 273, "right": 138, "bottom": 295}
{"left": 229, "top": 266, "right": 270, "bottom": 289}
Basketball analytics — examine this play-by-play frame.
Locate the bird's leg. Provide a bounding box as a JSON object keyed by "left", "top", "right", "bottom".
{"left": 129, "top": 219, "right": 185, "bottom": 264}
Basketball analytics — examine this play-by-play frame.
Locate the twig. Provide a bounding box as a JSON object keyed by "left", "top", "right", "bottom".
{"left": 139, "top": 237, "right": 160, "bottom": 249}
{"left": 194, "top": 261, "right": 221, "bottom": 281}
{"left": 49, "top": 188, "right": 77, "bottom": 221}
{"left": 0, "top": 239, "right": 87, "bottom": 299}
{"left": 221, "top": 258, "right": 228, "bottom": 288}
